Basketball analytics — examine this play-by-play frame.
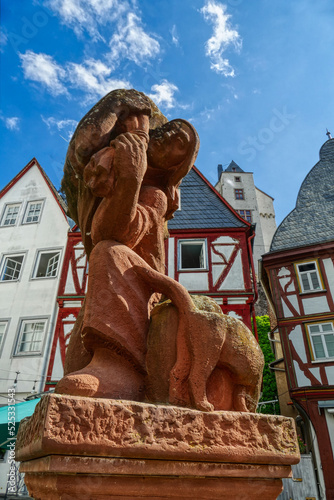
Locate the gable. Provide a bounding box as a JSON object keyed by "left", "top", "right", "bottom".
{"left": 168, "top": 167, "right": 248, "bottom": 230}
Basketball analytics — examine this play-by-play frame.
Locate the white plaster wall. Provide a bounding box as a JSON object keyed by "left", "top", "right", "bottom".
{"left": 293, "top": 360, "right": 311, "bottom": 387}
{"left": 290, "top": 326, "right": 307, "bottom": 363}
{"left": 323, "top": 258, "right": 334, "bottom": 303}
{"left": 178, "top": 272, "right": 209, "bottom": 291}
{"left": 255, "top": 187, "right": 277, "bottom": 253}
{"left": 302, "top": 295, "right": 330, "bottom": 315}
{"left": 215, "top": 171, "right": 267, "bottom": 276}
{"left": 0, "top": 163, "right": 69, "bottom": 398}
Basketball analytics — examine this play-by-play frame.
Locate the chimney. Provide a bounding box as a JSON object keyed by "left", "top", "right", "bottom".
{"left": 217, "top": 164, "right": 223, "bottom": 180}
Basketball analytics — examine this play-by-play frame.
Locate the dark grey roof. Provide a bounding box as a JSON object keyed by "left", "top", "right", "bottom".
{"left": 270, "top": 138, "right": 334, "bottom": 252}
{"left": 168, "top": 167, "right": 248, "bottom": 230}
{"left": 225, "top": 160, "right": 244, "bottom": 173}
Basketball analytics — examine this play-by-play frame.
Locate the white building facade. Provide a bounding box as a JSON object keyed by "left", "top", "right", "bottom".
{"left": 0, "top": 158, "right": 70, "bottom": 495}
{"left": 215, "top": 161, "right": 276, "bottom": 275}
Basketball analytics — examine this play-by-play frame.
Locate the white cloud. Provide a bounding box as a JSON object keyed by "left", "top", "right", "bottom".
{"left": 66, "top": 59, "right": 131, "bottom": 101}
{"left": 149, "top": 80, "right": 179, "bottom": 109}
{"left": 20, "top": 50, "right": 131, "bottom": 102}
{"left": 0, "top": 28, "right": 8, "bottom": 52}
{"left": 109, "top": 12, "right": 160, "bottom": 66}
{"left": 44, "top": 0, "right": 128, "bottom": 39}
{"left": 200, "top": 1, "right": 241, "bottom": 77}
{"left": 0, "top": 116, "right": 20, "bottom": 131}
{"left": 171, "top": 25, "right": 179, "bottom": 46}
{"left": 42, "top": 116, "right": 78, "bottom": 140}
{"left": 19, "top": 51, "right": 68, "bottom": 96}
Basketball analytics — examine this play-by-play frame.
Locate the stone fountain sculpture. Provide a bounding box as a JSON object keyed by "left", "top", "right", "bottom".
{"left": 16, "top": 90, "right": 299, "bottom": 499}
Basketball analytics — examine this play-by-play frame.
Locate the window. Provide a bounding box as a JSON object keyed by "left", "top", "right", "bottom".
{"left": 0, "top": 321, "right": 8, "bottom": 351}
{"left": 306, "top": 322, "right": 334, "bottom": 361}
{"left": 179, "top": 240, "right": 207, "bottom": 270}
{"left": 33, "top": 251, "right": 61, "bottom": 278}
{"left": 23, "top": 200, "right": 43, "bottom": 224}
{"left": 0, "top": 254, "right": 24, "bottom": 281}
{"left": 15, "top": 320, "right": 47, "bottom": 355}
{"left": 295, "top": 260, "right": 323, "bottom": 293}
{"left": 235, "top": 189, "right": 244, "bottom": 200}
{"left": 1, "top": 204, "right": 21, "bottom": 226}
{"left": 238, "top": 210, "right": 252, "bottom": 223}
{"left": 234, "top": 176, "right": 241, "bottom": 182}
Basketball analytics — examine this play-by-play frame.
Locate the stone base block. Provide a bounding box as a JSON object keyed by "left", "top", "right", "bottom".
{"left": 16, "top": 394, "right": 300, "bottom": 500}
{"left": 21, "top": 455, "right": 289, "bottom": 500}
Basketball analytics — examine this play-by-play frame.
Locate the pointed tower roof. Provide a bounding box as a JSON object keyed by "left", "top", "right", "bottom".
{"left": 225, "top": 160, "right": 244, "bottom": 173}
{"left": 168, "top": 166, "right": 249, "bottom": 230}
{"left": 270, "top": 138, "right": 334, "bottom": 252}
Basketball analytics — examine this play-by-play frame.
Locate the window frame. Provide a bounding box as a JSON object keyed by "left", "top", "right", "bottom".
{"left": 234, "top": 189, "right": 244, "bottom": 200}
{"left": 0, "top": 203, "right": 22, "bottom": 227}
{"left": 234, "top": 176, "right": 241, "bottom": 182}
{"left": 13, "top": 317, "right": 49, "bottom": 357}
{"left": 294, "top": 259, "right": 324, "bottom": 293}
{"left": 305, "top": 321, "right": 334, "bottom": 362}
{"left": 22, "top": 199, "right": 45, "bottom": 225}
{"left": 0, "top": 319, "right": 10, "bottom": 356}
{"left": 0, "top": 252, "right": 26, "bottom": 283}
{"left": 238, "top": 209, "right": 252, "bottom": 223}
{"left": 31, "top": 248, "right": 62, "bottom": 280}
{"left": 178, "top": 239, "right": 208, "bottom": 271}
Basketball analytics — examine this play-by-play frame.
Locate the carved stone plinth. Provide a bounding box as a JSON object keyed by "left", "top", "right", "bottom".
{"left": 16, "top": 394, "right": 300, "bottom": 499}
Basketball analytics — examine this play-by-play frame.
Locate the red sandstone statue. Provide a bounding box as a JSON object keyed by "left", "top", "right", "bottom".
{"left": 56, "top": 89, "right": 264, "bottom": 412}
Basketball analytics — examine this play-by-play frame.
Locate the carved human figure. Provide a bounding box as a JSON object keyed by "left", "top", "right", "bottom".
{"left": 56, "top": 89, "right": 264, "bottom": 413}
{"left": 56, "top": 90, "right": 200, "bottom": 402}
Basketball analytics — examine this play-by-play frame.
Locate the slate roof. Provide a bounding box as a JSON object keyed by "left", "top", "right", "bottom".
{"left": 224, "top": 160, "right": 244, "bottom": 173}
{"left": 168, "top": 166, "right": 248, "bottom": 230}
{"left": 270, "top": 138, "right": 334, "bottom": 252}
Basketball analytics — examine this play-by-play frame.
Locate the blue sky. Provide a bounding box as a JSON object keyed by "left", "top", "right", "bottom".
{"left": 1, "top": 0, "right": 334, "bottom": 224}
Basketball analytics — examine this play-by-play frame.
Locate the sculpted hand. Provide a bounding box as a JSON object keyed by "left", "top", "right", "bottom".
{"left": 113, "top": 132, "right": 148, "bottom": 181}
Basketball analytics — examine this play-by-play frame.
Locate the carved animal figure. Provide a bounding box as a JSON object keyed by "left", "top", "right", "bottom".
{"left": 146, "top": 295, "right": 264, "bottom": 413}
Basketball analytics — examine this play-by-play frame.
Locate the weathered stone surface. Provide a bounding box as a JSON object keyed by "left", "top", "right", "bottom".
{"left": 20, "top": 455, "right": 291, "bottom": 500}
{"left": 16, "top": 394, "right": 299, "bottom": 465}
{"left": 146, "top": 296, "right": 264, "bottom": 412}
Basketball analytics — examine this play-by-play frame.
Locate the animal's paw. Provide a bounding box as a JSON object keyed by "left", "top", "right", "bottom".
{"left": 195, "top": 399, "right": 214, "bottom": 412}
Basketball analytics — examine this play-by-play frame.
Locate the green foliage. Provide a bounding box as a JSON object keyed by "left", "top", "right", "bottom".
{"left": 253, "top": 315, "right": 280, "bottom": 414}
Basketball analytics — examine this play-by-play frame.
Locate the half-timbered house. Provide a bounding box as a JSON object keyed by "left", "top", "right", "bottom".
{"left": 261, "top": 136, "right": 334, "bottom": 499}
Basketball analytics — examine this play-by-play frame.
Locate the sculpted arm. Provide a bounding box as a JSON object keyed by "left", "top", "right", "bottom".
{"left": 90, "top": 131, "right": 149, "bottom": 244}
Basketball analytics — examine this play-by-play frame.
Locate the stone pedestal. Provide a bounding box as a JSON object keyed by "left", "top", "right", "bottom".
{"left": 16, "top": 394, "right": 300, "bottom": 500}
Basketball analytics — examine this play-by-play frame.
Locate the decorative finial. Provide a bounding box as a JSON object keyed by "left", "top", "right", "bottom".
{"left": 326, "top": 129, "right": 332, "bottom": 139}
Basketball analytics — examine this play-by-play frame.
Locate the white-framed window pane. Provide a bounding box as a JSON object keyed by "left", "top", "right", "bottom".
{"left": 2, "top": 204, "right": 20, "bottom": 226}
{"left": 17, "top": 321, "right": 46, "bottom": 354}
{"left": 0, "top": 321, "right": 7, "bottom": 349}
{"left": 326, "top": 335, "right": 334, "bottom": 357}
{"left": 1, "top": 255, "right": 24, "bottom": 281}
{"left": 296, "top": 261, "right": 322, "bottom": 292}
{"left": 34, "top": 251, "right": 60, "bottom": 278}
{"left": 24, "top": 201, "right": 43, "bottom": 224}
{"left": 307, "top": 322, "right": 334, "bottom": 360}
{"left": 312, "top": 335, "right": 326, "bottom": 358}
{"left": 179, "top": 241, "right": 206, "bottom": 270}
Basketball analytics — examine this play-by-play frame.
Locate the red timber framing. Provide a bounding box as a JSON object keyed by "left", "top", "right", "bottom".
{"left": 168, "top": 227, "right": 255, "bottom": 330}
{"left": 45, "top": 230, "right": 87, "bottom": 390}
{"left": 262, "top": 242, "right": 334, "bottom": 498}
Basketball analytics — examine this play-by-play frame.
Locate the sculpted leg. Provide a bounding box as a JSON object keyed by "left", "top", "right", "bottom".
{"left": 56, "top": 241, "right": 155, "bottom": 400}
